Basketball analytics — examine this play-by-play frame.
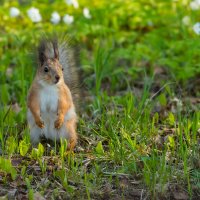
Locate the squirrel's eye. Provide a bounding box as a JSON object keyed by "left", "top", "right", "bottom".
{"left": 44, "top": 67, "right": 49, "bottom": 72}
{"left": 62, "top": 68, "right": 64, "bottom": 71}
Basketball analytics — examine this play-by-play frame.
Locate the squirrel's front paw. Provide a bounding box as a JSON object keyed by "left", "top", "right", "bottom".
{"left": 36, "top": 119, "right": 45, "bottom": 128}
{"left": 54, "top": 118, "right": 64, "bottom": 129}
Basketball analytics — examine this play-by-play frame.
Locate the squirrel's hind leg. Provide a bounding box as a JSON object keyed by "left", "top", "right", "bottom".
{"left": 61, "top": 118, "right": 77, "bottom": 150}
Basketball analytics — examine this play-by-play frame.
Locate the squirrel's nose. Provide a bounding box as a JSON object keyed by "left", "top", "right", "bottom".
{"left": 55, "top": 75, "right": 60, "bottom": 82}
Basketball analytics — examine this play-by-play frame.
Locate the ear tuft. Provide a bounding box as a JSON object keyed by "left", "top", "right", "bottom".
{"left": 38, "top": 40, "right": 48, "bottom": 66}
{"left": 52, "top": 39, "right": 59, "bottom": 60}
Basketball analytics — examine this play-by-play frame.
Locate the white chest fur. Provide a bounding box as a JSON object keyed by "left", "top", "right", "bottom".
{"left": 39, "top": 83, "right": 59, "bottom": 112}
{"left": 27, "top": 81, "right": 77, "bottom": 143}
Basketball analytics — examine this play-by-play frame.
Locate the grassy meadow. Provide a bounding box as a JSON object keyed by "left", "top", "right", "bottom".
{"left": 0, "top": 0, "right": 200, "bottom": 199}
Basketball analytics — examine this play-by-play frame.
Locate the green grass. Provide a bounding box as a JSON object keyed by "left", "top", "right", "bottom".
{"left": 0, "top": 0, "right": 200, "bottom": 199}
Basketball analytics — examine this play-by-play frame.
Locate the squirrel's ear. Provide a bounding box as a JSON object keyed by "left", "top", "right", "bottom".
{"left": 39, "top": 51, "right": 48, "bottom": 65}
{"left": 53, "top": 40, "right": 59, "bottom": 60}
{"left": 38, "top": 41, "right": 48, "bottom": 66}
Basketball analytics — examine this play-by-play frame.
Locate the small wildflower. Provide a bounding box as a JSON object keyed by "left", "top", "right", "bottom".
{"left": 50, "top": 11, "right": 61, "bottom": 24}
{"left": 27, "top": 7, "right": 42, "bottom": 23}
{"left": 193, "top": 22, "right": 200, "bottom": 34}
{"left": 190, "top": 0, "right": 200, "bottom": 10}
{"left": 194, "top": 0, "right": 200, "bottom": 4}
{"left": 6, "top": 67, "right": 13, "bottom": 77}
{"left": 83, "top": 8, "right": 91, "bottom": 19}
{"left": 65, "top": 0, "right": 79, "bottom": 9}
{"left": 63, "top": 14, "right": 74, "bottom": 24}
{"left": 10, "top": 7, "right": 20, "bottom": 17}
{"left": 147, "top": 20, "right": 153, "bottom": 26}
{"left": 182, "top": 16, "right": 190, "bottom": 26}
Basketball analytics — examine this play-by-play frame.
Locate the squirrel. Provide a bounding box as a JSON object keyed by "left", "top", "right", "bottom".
{"left": 27, "top": 36, "right": 79, "bottom": 150}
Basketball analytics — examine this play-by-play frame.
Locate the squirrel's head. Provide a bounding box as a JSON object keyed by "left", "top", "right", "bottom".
{"left": 37, "top": 39, "right": 63, "bottom": 85}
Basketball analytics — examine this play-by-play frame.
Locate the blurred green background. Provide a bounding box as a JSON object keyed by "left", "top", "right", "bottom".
{"left": 1, "top": 1, "right": 200, "bottom": 107}
{"left": 1, "top": 0, "right": 200, "bottom": 110}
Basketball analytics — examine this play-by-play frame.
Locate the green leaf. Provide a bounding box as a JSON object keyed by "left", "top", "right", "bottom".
{"left": 152, "top": 112, "right": 159, "bottom": 126}
{"left": 158, "top": 93, "right": 167, "bottom": 106}
{"left": 95, "top": 141, "right": 104, "bottom": 155}
{"left": 37, "top": 143, "right": 44, "bottom": 157}
{"left": 19, "top": 139, "right": 30, "bottom": 156}
{"left": 168, "top": 136, "right": 175, "bottom": 148}
{"left": 168, "top": 112, "right": 175, "bottom": 126}
{"left": 1, "top": 84, "right": 10, "bottom": 104}
{"left": 0, "top": 157, "right": 17, "bottom": 180}
{"left": 21, "top": 165, "right": 26, "bottom": 177}
{"left": 59, "top": 139, "right": 68, "bottom": 159}
{"left": 6, "top": 136, "right": 17, "bottom": 156}
{"left": 31, "top": 148, "right": 38, "bottom": 159}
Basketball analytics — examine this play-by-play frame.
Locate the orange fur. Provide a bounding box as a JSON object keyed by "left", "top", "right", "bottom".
{"left": 55, "top": 85, "right": 72, "bottom": 129}
{"left": 27, "top": 81, "right": 44, "bottom": 129}
{"left": 66, "top": 118, "right": 77, "bottom": 150}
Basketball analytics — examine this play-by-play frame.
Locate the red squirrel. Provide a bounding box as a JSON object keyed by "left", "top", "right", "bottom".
{"left": 27, "top": 37, "right": 79, "bottom": 150}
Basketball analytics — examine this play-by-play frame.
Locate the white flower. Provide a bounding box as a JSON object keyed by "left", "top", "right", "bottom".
{"left": 83, "top": 8, "right": 91, "bottom": 19}
{"left": 147, "top": 20, "right": 153, "bottom": 26}
{"left": 193, "top": 22, "right": 200, "bottom": 34}
{"left": 10, "top": 7, "right": 20, "bottom": 17}
{"left": 190, "top": 0, "right": 200, "bottom": 10}
{"left": 50, "top": 11, "right": 61, "bottom": 24}
{"left": 182, "top": 16, "right": 190, "bottom": 26}
{"left": 65, "top": 0, "right": 79, "bottom": 9}
{"left": 27, "top": 7, "right": 42, "bottom": 23}
{"left": 63, "top": 14, "right": 74, "bottom": 24}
